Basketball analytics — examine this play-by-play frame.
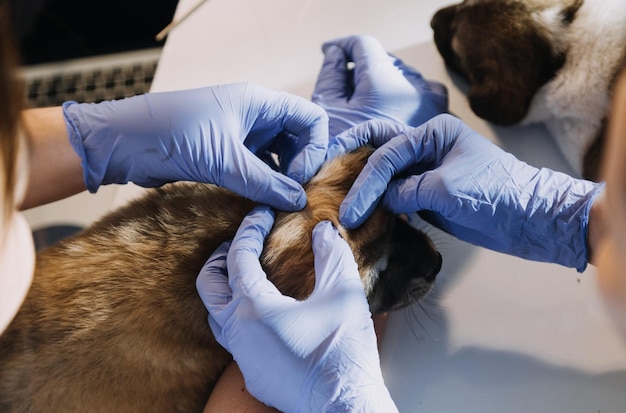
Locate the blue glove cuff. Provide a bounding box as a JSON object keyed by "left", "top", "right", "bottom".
{"left": 516, "top": 176, "right": 604, "bottom": 273}
{"left": 63, "top": 99, "right": 146, "bottom": 193}
{"left": 63, "top": 101, "right": 102, "bottom": 193}
{"left": 571, "top": 181, "right": 605, "bottom": 272}
{"left": 297, "top": 340, "right": 399, "bottom": 413}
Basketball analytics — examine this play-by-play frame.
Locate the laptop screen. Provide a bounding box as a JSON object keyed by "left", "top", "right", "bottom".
{"left": 12, "top": 0, "right": 178, "bottom": 65}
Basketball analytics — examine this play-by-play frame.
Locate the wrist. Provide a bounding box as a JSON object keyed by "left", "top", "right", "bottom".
{"left": 515, "top": 169, "right": 604, "bottom": 272}
{"left": 576, "top": 181, "right": 606, "bottom": 272}
{"left": 323, "top": 385, "right": 398, "bottom": 413}
{"left": 62, "top": 95, "right": 164, "bottom": 191}
{"left": 587, "top": 187, "right": 607, "bottom": 266}
{"left": 20, "top": 107, "right": 86, "bottom": 208}
{"left": 63, "top": 100, "right": 121, "bottom": 192}
{"left": 300, "top": 342, "right": 397, "bottom": 413}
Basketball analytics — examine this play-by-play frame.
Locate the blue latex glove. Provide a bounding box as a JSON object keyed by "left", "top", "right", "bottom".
{"left": 197, "top": 206, "right": 398, "bottom": 413}
{"left": 337, "top": 115, "right": 605, "bottom": 272}
{"left": 312, "top": 34, "right": 448, "bottom": 138}
{"left": 63, "top": 83, "right": 328, "bottom": 211}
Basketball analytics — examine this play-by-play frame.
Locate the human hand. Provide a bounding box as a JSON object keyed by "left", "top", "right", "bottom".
{"left": 338, "top": 115, "right": 604, "bottom": 272}
{"left": 196, "top": 206, "right": 398, "bottom": 413}
{"left": 63, "top": 83, "right": 329, "bottom": 211}
{"left": 312, "top": 34, "right": 448, "bottom": 138}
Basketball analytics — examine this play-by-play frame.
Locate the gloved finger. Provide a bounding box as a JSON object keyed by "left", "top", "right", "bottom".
{"left": 324, "top": 35, "right": 393, "bottom": 78}
{"left": 312, "top": 39, "right": 354, "bottom": 101}
{"left": 247, "top": 91, "right": 328, "bottom": 184}
{"left": 207, "top": 314, "right": 224, "bottom": 343}
{"left": 196, "top": 242, "right": 234, "bottom": 325}
{"left": 349, "top": 40, "right": 415, "bottom": 93}
{"left": 381, "top": 174, "right": 432, "bottom": 215}
{"left": 383, "top": 168, "right": 477, "bottom": 217}
{"left": 227, "top": 207, "right": 301, "bottom": 333}
{"left": 391, "top": 57, "right": 449, "bottom": 112}
{"left": 424, "top": 78, "right": 448, "bottom": 99}
{"left": 227, "top": 206, "right": 283, "bottom": 299}
{"left": 388, "top": 54, "right": 428, "bottom": 85}
{"left": 260, "top": 221, "right": 368, "bottom": 357}
{"left": 310, "top": 221, "right": 363, "bottom": 294}
{"left": 326, "top": 35, "right": 438, "bottom": 109}
{"left": 339, "top": 114, "right": 466, "bottom": 228}
{"left": 326, "top": 119, "right": 411, "bottom": 161}
{"left": 249, "top": 132, "right": 306, "bottom": 177}
{"left": 382, "top": 129, "right": 528, "bottom": 216}
{"left": 389, "top": 54, "right": 447, "bottom": 94}
{"left": 265, "top": 131, "right": 326, "bottom": 185}
{"left": 283, "top": 134, "right": 327, "bottom": 185}
{"left": 329, "top": 35, "right": 448, "bottom": 127}
{"left": 278, "top": 98, "right": 328, "bottom": 184}
{"left": 222, "top": 145, "right": 308, "bottom": 211}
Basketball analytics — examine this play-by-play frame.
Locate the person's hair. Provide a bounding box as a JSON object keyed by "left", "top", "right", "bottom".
{"left": 0, "top": 0, "right": 26, "bottom": 238}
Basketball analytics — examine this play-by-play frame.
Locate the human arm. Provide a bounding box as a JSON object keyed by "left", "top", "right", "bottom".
{"left": 586, "top": 193, "right": 606, "bottom": 266}
{"left": 196, "top": 206, "right": 397, "bottom": 413}
{"left": 21, "top": 83, "right": 328, "bottom": 211}
{"left": 312, "top": 34, "right": 448, "bottom": 138}
{"left": 335, "top": 115, "right": 604, "bottom": 272}
{"left": 19, "top": 107, "right": 86, "bottom": 209}
{"left": 203, "top": 362, "right": 279, "bottom": 413}
{"left": 594, "top": 67, "right": 626, "bottom": 336}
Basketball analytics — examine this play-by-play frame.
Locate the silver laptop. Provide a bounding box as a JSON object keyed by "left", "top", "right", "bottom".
{"left": 13, "top": 0, "right": 178, "bottom": 109}
{"left": 20, "top": 48, "right": 162, "bottom": 109}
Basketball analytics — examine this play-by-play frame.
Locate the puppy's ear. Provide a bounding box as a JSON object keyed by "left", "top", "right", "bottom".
{"left": 468, "top": 72, "right": 531, "bottom": 125}
{"left": 535, "top": 0, "right": 583, "bottom": 32}
{"left": 560, "top": 0, "right": 584, "bottom": 24}
{"left": 431, "top": 4, "right": 467, "bottom": 77}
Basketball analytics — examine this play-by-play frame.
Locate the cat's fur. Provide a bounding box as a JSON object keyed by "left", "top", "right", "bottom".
{"left": 431, "top": 0, "right": 626, "bottom": 180}
{"left": 0, "top": 146, "right": 442, "bottom": 413}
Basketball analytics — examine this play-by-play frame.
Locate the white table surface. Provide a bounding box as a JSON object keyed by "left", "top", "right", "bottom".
{"left": 114, "top": 0, "right": 626, "bottom": 411}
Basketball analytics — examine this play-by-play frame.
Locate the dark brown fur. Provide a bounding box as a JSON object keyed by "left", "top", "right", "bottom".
{"left": 431, "top": 0, "right": 626, "bottom": 181}
{"left": 432, "top": 0, "right": 570, "bottom": 125}
{"left": 0, "top": 147, "right": 441, "bottom": 412}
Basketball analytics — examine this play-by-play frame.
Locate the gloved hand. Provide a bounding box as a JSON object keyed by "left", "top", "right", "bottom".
{"left": 312, "top": 34, "right": 448, "bottom": 138}
{"left": 196, "top": 206, "right": 398, "bottom": 413}
{"left": 337, "top": 115, "right": 605, "bottom": 272}
{"left": 63, "top": 83, "right": 328, "bottom": 211}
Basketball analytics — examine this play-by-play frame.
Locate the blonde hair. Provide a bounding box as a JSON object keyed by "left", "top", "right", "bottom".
{"left": 0, "top": 1, "right": 28, "bottom": 244}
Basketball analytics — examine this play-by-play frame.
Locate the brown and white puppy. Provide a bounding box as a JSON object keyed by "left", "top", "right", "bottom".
{"left": 0, "top": 146, "right": 442, "bottom": 413}
{"left": 431, "top": 0, "right": 626, "bottom": 180}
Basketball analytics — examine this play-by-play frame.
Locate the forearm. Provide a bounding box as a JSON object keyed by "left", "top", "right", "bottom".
{"left": 203, "top": 361, "right": 280, "bottom": 413}
{"left": 19, "top": 107, "right": 86, "bottom": 210}
{"left": 593, "top": 67, "right": 626, "bottom": 336}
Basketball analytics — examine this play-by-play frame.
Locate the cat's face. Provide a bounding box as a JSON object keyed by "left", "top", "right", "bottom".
{"left": 430, "top": 0, "right": 582, "bottom": 125}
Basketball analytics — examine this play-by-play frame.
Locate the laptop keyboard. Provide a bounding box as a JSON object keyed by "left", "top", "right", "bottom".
{"left": 22, "top": 49, "right": 161, "bottom": 108}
